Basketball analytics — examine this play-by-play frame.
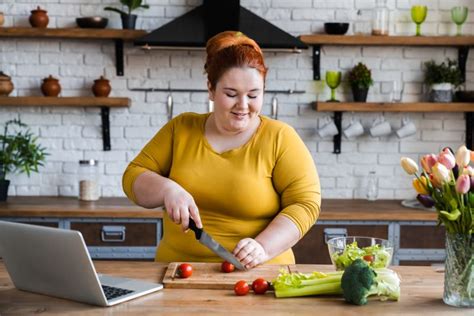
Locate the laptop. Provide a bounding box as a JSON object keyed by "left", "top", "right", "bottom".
{"left": 0, "top": 221, "right": 163, "bottom": 307}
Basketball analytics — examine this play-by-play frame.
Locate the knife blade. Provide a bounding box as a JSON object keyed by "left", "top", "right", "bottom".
{"left": 188, "top": 218, "right": 246, "bottom": 271}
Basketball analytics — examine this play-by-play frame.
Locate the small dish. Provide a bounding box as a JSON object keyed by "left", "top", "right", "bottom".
{"left": 76, "top": 17, "right": 108, "bottom": 29}
{"left": 324, "top": 22, "right": 349, "bottom": 35}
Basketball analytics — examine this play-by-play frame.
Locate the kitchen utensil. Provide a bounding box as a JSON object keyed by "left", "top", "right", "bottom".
{"left": 325, "top": 71, "right": 341, "bottom": 102}
{"left": 318, "top": 116, "right": 339, "bottom": 138}
{"left": 76, "top": 17, "right": 108, "bottom": 29}
{"left": 271, "top": 96, "right": 278, "bottom": 120}
{"left": 396, "top": 117, "right": 416, "bottom": 139}
{"left": 92, "top": 76, "right": 111, "bottom": 97}
{"left": 29, "top": 6, "right": 49, "bottom": 28}
{"left": 167, "top": 94, "right": 173, "bottom": 121}
{"left": 188, "top": 219, "right": 246, "bottom": 271}
{"left": 41, "top": 75, "right": 61, "bottom": 97}
{"left": 324, "top": 23, "right": 349, "bottom": 35}
{"left": 0, "top": 71, "right": 14, "bottom": 96}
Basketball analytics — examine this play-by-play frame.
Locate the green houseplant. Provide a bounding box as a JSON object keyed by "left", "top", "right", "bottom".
{"left": 0, "top": 119, "right": 48, "bottom": 201}
{"left": 424, "top": 59, "right": 462, "bottom": 102}
{"left": 104, "top": 0, "right": 150, "bottom": 30}
{"left": 347, "top": 62, "right": 374, "bottom": 102}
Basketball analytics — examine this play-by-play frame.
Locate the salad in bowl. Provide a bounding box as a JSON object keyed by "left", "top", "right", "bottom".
{"left": 327, "top": 236, "right": 393, "bottom": 270}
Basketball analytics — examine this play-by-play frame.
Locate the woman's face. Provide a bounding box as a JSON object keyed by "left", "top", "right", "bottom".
{"left": 208, "top": 67, "right": 264, "bottom": 134}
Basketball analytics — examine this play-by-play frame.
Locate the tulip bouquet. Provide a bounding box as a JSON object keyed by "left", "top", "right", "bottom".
{"left": 400, "top": 145, "right": 473, "bottom": 234}
{"left": 401, "top": 145, "right": 473, "bottom": 307}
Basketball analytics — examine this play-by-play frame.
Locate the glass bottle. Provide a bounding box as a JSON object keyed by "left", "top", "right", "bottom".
{"left": 78, "top": 159, "right": 100, "bottom": 201}
{"left": 366, "top": 171, "right": 379, "bottom": 201}
{"left": 372, "top": 0, "right": 389, "bottom": 36}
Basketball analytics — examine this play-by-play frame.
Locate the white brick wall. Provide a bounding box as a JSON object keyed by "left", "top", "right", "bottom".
{"left": 0, "top": 0, "right": 473, "bottom": 200}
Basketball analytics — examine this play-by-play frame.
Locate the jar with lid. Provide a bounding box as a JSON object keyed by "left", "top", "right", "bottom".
{"left": 78, "top": 160, "right": 100, "bottom": 201}
{"left": 372, "top": 0, "right": 389, "bottom": 36}
{"left": 366, "top": 171, "right": 379, "bottom": 201}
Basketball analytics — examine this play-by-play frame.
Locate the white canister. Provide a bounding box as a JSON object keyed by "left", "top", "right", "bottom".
{"left": 78, "top": 159, "right": 100, "bottom": 201}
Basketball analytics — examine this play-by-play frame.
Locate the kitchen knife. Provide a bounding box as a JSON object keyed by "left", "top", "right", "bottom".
{"left": 188, "top": 218, "right": 246, "bottom": 271}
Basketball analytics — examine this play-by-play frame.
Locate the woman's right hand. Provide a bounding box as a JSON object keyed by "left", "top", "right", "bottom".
{"left": 162, "top": 183, "right": 202, "bottom": 231}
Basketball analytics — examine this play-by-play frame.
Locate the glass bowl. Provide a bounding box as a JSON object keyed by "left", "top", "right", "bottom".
{"left": 327, "top": 236, "right": 393, "bottom": 270}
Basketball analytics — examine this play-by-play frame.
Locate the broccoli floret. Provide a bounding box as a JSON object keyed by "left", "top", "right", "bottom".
{"left": 341, "top": 259, "right": 400, "bottom": 305}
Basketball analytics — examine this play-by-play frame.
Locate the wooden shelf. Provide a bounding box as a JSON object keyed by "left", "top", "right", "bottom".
{"left": 0, "top": 96, "right": 130, "bottom": 107}
{"left": 299, "top": 34, "right": 474, "bottom": 46}
{"left": 313, "top": 102, "right": 474, "bottom": 112}
{"left": 0, "top": 27, "right": 146, "bottom": 40}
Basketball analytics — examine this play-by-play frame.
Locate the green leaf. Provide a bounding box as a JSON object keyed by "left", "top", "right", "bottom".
{"left": 440, "top": 209, "right": 461, "bottom": 221}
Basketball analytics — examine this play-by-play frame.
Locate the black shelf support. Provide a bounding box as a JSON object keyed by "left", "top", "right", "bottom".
{"left": 312, "top": 45, "right": 321, "bottom": 80}
{"left": 115, "top": 39, "right": 124, "bottom": 76}
{"left": 458, "top": 47, "right": 470, "bottom": 83}
{"left": 333, "top": 111, "right": 342, "bottom": 154}
{"left": 101, "top": 107, "right": 111, "bottom": 151}
{"left": 467, "top": 112, "right": 474, "bottom": 150}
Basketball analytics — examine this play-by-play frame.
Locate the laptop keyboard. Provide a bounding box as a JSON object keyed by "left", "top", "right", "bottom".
{"left": 101, "top": 285, "right": 134, "bottom": 300}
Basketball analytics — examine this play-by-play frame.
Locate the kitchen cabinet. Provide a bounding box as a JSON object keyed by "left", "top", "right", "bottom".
{"left": 299, "top": 34, "right": 474, "bottom": 153}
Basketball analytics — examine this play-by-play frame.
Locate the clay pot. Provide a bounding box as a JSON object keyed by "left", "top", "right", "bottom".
{"left": 41, "top": 75, "right": 61, "bottom": 97}
{"left": 0, "top": 12, "right": 5, "bottom": 27}
{"left": 29, "top": 6, "right": 49, "bottom": 28}
{"left": 0, "top": 71, "right": 14, "bottom": 96}
{"left": 92, "top": 76, "right": 111, "bottom": 97}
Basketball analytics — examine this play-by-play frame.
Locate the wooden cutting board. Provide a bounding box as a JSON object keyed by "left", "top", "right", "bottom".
{"left": 162, "top": 262, "right": 333, "bottom": 289}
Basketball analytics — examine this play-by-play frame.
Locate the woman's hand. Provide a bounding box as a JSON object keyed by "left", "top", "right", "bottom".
{"left": 233, "top": 238, "right": 268, "bottom": 269}
{"left": 163, "top": 183, "right": 202, "bottom": 231}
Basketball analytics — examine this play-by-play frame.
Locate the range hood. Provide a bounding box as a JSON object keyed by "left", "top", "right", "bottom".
{"left": 135, "top": 0, "right": 307, "bottom": 52}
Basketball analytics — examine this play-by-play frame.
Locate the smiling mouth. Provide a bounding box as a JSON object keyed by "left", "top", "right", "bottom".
{"left": 231, "top": 112, "right": 249, "bottom": 117}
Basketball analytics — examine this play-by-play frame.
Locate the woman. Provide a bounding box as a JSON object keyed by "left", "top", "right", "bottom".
{"left": 123, "top": 31, "right": 321, "bottom": 269}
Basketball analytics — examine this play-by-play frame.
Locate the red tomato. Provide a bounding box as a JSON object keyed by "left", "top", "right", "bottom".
{"left": 176, "top": 263, "right": 193, "bottom": 278}
{"left": 234, "top": 280, "right": 250, "bottom": 296}
{"left": 221, "top": 261, "right": 235, "bottom": 273}
{"left": 363, "top": 255, "right": 375, "bottom": 263}
{"left": 251, "top": 278, "right": 269, "bottom": 295}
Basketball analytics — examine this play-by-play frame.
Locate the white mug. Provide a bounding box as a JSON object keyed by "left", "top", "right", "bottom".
{"left": 343, "top": 118, "right": 364, "bottom": 139}
{"left": 370, "top": 116, "right": 392, "bottom": 137}
{"left": 396, "top": 118, "right": 417, "bottom": 138}
{"left": 318, "top": 116, "right": 339, "bottom": 138}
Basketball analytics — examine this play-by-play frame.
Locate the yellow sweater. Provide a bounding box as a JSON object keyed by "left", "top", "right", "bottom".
{"left": 122, "top": 112, "right": 321, "bottom": 264}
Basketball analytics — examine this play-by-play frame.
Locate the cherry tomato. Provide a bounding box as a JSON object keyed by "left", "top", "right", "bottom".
{"left": 221, "top": 261, "right": 235, "bottom": 273}
{"left": 176, "top": 263, "right": 193, "bottom": 278}
{"left": 252, "top": 278, "right": 269, "bottom": 295}
{"left": 234, "top": 280, "right": 250, "bottom": 296}
{"left": 363, "top": 255, "right": 375, "bottom": 263}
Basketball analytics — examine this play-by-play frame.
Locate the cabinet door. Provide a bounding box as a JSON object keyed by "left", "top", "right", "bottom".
{"left": 70, "top": 222, "right": 158, "bottom": 247}
{"left": 293, "top": 224, "right": 389, "bottom": 264}
{"left": 399, "top": 225, "right": 445, "bottom": 249}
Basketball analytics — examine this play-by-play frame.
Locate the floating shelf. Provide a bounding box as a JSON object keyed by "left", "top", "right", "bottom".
{"left": 0, "top": 27, "right": 147, "bottom": 76}
{"left": 0, "top": 96, "right": 131, "bottom": 151}
{"left": 312, "top": 102, "right": 474, "bottom": 154}
{"left": 313, "top": 102, "right": 474, "bottom": 112}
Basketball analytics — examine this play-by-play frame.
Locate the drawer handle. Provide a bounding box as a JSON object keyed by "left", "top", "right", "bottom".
{"left": 324, "top": 228, "right": 347, "bottom": 244}
{"left": 101, "top": 225, "right": 126, "bottom": 242}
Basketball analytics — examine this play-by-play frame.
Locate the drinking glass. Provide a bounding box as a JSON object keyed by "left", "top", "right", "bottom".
{"left": 451, "top": 6, "right": 468, "bottom": 36}
{"left": 325, "top": 71, "right": 342, "bottom": 102}
{"left": 391, "top": 80, "right": 404, "bottom": 103}
{"left": 411, "top": 5, "right": 428, "bottom": 36}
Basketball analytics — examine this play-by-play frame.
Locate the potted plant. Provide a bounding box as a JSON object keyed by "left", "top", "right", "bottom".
{"left": 347, "top": 62, "right": 374, "bottom": 102}
{"left": 424, "top": 59, "right": 462, "bottom": 102}
{"left": 104, "top": 0, "right": 150, "bottom": 30}
{"left": 0, "top": 119, "right": 48, "bottom": 201}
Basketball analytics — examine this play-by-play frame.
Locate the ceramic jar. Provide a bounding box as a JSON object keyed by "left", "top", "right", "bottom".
{"left": 0, "top": 72, "right": 14, "bottom": 96}
{"left": 29, "top": 6, "right": 49, "bottom": 28}
{"left": 92, "top": 76, "right": 111, "bottom": 97}
{"left": 0, "top": 12, "right": 5, "bottom": 27}
{"left": 41, "top": 75, "right": 61, "bottom": 97}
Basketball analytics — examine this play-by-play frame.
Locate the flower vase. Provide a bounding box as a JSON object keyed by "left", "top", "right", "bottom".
{"left": 443, "top": 232, "right": 474, "bottom": 307}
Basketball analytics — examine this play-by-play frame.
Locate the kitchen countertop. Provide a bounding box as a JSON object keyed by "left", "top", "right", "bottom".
{"left": 0, "top": 261, "right": 465, "bottom": 315}
{"left": 0, "top": 197, "right": 437, "bottom": 221}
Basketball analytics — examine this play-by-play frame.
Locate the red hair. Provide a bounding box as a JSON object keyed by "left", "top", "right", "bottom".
{"left": 205, "top": 31, "right": 267, "bottom": 90}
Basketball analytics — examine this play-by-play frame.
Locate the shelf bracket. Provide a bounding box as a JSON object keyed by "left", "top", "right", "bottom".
{"left": 458, "top": 47, "right": 469, "bottom": 83}
{"left": 115, "top": 39, "right": 124, "bottom": 76}
{"left": 333, "top": 111, "right": 342, "bottom": 154}
{"left": 312, "top": 45, "right": 321, "bottom": 80}
{"left": 467, "top": 112, "right": 474, "bottom": 151}
{"left": 101, "top": 107, "right": 111, "bottom": 151}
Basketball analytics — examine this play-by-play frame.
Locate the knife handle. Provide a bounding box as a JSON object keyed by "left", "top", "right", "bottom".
{"left": 188, "top": 218, "right": 202, "bottom": 239}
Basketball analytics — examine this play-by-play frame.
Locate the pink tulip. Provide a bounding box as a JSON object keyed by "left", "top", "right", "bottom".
{"left": 471, "top": 176, "right": 474, "bottom": 193}
{"left": 455, "top": 175, "right": 470, "bottom": 194}
{"left": 420, "top": 154, "right": 438, "bottom": 173}
{"left": 438, "top": 150, "right": 456, "bottom": 170}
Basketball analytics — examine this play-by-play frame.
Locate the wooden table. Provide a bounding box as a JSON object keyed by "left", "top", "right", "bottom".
{"left": 0, "top": 261, "right": 467, "bottom": 315}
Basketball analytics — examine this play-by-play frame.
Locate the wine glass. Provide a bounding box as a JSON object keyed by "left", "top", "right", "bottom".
{"left": 325, "top": 71, "right": 342, "bottom": 102}
{"left": 411, "top": 5, "right": 428, "bottom": 36}
{"left": 451, "top": 6, "right": 468, "bottom": 36}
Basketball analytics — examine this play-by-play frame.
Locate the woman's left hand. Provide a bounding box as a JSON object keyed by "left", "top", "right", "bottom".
{"left": 233, "top": 238, "right": 268, "bottom": 269}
